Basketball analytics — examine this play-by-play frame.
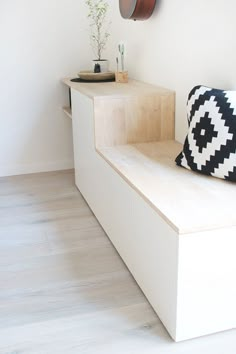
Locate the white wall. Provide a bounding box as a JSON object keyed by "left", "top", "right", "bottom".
{"left": 0, "top": 0, "right": 93, "bottom": 177}
{"left": 2, "top": 1, "right": 236, "bottom": 177}
{"left": 109, "top": 0, "right": 236, "bottom": 142}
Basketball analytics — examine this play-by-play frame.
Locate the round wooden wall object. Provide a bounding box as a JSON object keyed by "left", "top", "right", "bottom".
{"left": 119, "top": 0, "right": 156, "bottom": 21}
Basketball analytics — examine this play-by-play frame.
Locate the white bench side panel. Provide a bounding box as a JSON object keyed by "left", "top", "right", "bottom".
{"left": 71, "top": 89, "right": 179, "bottom": 340}
{"left": 177, "top": 227, "right": 236, "bottom": 341}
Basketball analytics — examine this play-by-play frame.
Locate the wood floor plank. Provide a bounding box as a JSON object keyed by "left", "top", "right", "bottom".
{"left": 0, "top": 170, "right": 235, "bottom": 354}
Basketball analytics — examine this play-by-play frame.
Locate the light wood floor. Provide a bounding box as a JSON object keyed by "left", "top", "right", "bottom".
{"left": 0, "top": 170, "right": 235, "bottom": 354}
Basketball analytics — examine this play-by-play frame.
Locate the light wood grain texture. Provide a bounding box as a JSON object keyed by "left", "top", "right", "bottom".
{"left": 62, "top": 77, "right": 175, "bottom": 100}
{"left": 94, "top": 93, "right": 175, "bottom": 148}
{"left": 115, "top": 71, "right": 129, "bottom": 83}
{"left": 63, "top": 78, "right": 236, "bottom": 234}
{"left": 1, "top": 170, "right": 236, "bottom": 353}
{"left": 98, "top": 140, "right": 236, "bottom": 234}
{"left": 62, "top": 79, "right": 175, "bottom": 149}
{"left": 62, "top": 78, "right": 175, "bottom": 147}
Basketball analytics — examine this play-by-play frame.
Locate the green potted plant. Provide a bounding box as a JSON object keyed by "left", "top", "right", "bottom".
{"left": 85, "top": 0, "right": 111, "bottom": 73}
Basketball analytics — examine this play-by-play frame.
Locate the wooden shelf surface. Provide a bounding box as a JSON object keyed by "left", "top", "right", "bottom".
{"left": 62, "top": 77, "right": 175, "bottom": 99}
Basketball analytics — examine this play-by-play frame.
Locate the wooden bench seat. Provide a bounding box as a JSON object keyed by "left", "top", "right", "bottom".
{"left": 63, "top": 78, "right": 236, "bottom": 342}
{"left": 99, "top": 140, "right": 236, "bottom": 234}
{"left": 97, "top": 141, "right": 236, "bottom": 341}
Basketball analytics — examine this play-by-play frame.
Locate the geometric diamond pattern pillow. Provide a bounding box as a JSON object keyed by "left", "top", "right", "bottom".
{"left": 175, "top": 85, "right": 236, "bottom": 181}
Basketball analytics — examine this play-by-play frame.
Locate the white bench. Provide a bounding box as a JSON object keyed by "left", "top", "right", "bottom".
{"left": 63, "top": 78, "right": 236, "bottom": 341}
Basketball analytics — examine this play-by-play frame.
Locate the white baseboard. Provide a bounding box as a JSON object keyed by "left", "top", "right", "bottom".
{"left": 0, "top": 159, "right": 74, "bottom": 177}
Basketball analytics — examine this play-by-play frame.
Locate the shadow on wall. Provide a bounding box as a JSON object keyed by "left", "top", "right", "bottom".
{"left": 152, "top": 0, "right": 163, "bottom": 19}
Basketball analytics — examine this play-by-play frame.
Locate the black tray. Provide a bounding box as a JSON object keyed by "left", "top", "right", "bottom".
{"left": 71, "top": 77, "right": 115, "bottom": 83}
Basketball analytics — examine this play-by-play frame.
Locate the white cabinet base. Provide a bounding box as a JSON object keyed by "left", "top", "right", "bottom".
{"left": 70, "top": 88, "right": 236, "bottom": 341}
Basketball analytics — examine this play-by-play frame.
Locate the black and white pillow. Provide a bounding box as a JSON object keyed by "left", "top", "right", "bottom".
{"left": 175, "top": 85, "right": 236, "bottom": 181}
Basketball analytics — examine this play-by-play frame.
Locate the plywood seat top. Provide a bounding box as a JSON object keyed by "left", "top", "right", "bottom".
{"left": 98, "top": 140, "right": 236, "bottom": 234}
{"left": 63, "top": 78, "right": 174, "bottom": 99}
